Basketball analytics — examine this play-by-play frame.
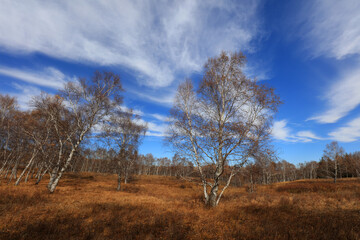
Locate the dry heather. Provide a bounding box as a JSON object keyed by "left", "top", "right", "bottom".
{"left": 1, "top": 174, "right": 360, "bottom": 240}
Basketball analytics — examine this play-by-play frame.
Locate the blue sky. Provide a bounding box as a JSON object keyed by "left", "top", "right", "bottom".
{"left": 0, "top": 0, "right": 360, "bottom": 164}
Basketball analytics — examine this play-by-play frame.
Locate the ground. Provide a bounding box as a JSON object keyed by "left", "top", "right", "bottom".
{"left": 1, "top": 173, "right": 360, "bottom": 239}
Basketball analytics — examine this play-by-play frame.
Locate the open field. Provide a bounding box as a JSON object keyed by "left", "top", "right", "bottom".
{"left": 1, "top": 174, "right": 360, "bottom": 240}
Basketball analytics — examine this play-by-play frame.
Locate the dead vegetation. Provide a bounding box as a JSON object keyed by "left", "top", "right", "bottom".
{"left": 1, "top": 173, "right": 360, "bottom": 240}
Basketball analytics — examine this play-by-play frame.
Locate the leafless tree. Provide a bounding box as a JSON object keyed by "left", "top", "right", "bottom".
{"left": 102, "top": 109, "right": 147, "bottom": 191}
{"left": 167, "top": 51, "right": 281, "bottom": 207}
{"left": 0, "top": 95, "right": 18, "bottom": 178}
{"left": 323, "top": 141, "right": 344, "bottom": 183}
{"left": 34, "top": 71, "right": 123, "bottom": 193}
{"left": 14, "top": 110, "right": 53, "bottom": 185}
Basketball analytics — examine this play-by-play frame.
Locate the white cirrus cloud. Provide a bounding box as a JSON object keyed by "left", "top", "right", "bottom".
{"left": 0, "top": 0, "right": 263, "bottom": 88}
{"left": 128, "top": 88, "right": 176, "bottom": 106}
{"left": 308, "top": 68, "right": 360, "bottom": 123}
{"left": 329, "top": 116, "right": 360, "bottom": 142}
{"left": 149, "top": 113, "right": 170, "bottom": 122}
{"left": 272, "top": 119, "right": 322, "bottom": 142}
{"left": 0, "top": 66, "right": 71, "bottom": 89}
{"left": 298, "top": 0, "right": 360, "bottom": 123}
{"left": 135, "top": 118, "right": 168, "bottom": 137}
{"left": 299, "top": 0, "right": 360, "bottom": 59}
{"left": 296, "top": 131, "right": 323, "bottom": 140}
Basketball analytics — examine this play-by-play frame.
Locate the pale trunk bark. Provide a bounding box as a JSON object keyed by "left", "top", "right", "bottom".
{"left": 216, "top": 173, "right": 235, "bottom": 206}
{"left": 49, "top": 146, "right": 77, "bottom": 193}
{"left": 0, "top": 151, "right": 13, "bottom": 175}
{"left": 117, "top": 172, "right": 121, "bottom": 191}
{"left": 124, "top": 170, "right": 128, "bottom": 184}
{"left": 35, "top": 165, "right": 43, "bottom": 179}
{"left": 36, "top": 168, "right": 48, "bottom": 185}
{"left": 8, "top": 159, "right": 20, "bottom": 184}
{"left": 334, "top": 159, "right": 337, "bottom": 184}
{"left": 25, "top": 158, "right": 36, "bottom": 183}
{"left": 48, "top": 127, "right": 88, "bottom": 193}
{"left": 15, "top": 150, "right": 37, "bottom": 185}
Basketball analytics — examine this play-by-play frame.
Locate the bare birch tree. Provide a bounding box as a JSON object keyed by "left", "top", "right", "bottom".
{"left": 34, "top": 71, "right": 123, "bottom": 193}
{"left": 323, "top": 141, "right": 344, "bottom": 183}
{"left": 0, "top": 95, "right": 18, "bottom": 179}
{"left": 102, "top": 109, "right": 147, "bottom": 191}
{"left": 167, "top": 51, "right": 281, "bottom": 207}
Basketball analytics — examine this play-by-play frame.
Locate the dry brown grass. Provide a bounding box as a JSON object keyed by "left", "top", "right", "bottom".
{"left": 1, "top": 174, "right": 360, "bottom": 240}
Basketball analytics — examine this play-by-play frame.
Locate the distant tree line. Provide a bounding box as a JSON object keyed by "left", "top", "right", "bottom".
{"left": 54, "top": 141, "right": 359, "bottom": 187}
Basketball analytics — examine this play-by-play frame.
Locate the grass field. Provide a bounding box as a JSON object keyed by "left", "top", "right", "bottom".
{"left": 1, "top": 173, "right": 360, "bottom": 240}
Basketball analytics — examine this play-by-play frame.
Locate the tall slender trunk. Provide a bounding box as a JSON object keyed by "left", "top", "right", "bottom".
{"left": 24, "top": 163, "right": 34, "bottom": 183}
{"left": 35, "top": 165, "right": 43, "bottom": 179}
{"left": 334, "top": 159, "right": 337, "bottom": 184}
{"left": 36, "top": 168, "right": 48, "bottom": 185}
{"left": 124, "top": 170, "right": 128, "bottom": 184}
{"left": 3, "top": 164, "right": 12, "bottom": 179}
{"left": 117, "top": 172, "right": 121, "bottom": 191}
{"left": 0, "top": 151, "right": 13, "bottom": 175}
{"left": 8, "top": 159, "right": 19, "bottom": 184}
{"left": 15, "top": 150, "right": 37, "bottom": 186}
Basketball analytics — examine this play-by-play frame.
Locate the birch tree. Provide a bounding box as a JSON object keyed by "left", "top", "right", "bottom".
{"left": 14, "top": 111, "right": 47, "bottom": 185}
{"left": 323, "top": 141, "right": 344, "bottom": 183}
{"left": 0, "top": 95, "right": 17, "bottom": 178}
{"left": 167, "top": 51, "right": 281, "bottom": 207}
{"left": 102, "top": 109, "right": 147, "bottom": 191}
{"left": 34, "top": 71, "right": 123, "bottom": 193}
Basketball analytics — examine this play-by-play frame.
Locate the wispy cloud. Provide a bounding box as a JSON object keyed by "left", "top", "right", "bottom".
{"left": 308, "top": 68, "right": 360, "bottom": 123}
{"left": 298, "top": 0, "right": 360, "bottom": 123}
{"left": 329, "top": 116, "right": 360, "bottom": 142}
{"left": 149, "top": 113, "right": 169, "bottom": 122}
{"left": 0, "top": 0, "right": 263, "bottom": 88}
{"left": 296, "top": 131, "right": 323, "bottom": 141}
{"left": 243, "top": 63, "right": 271, "bottom": 81}
{"left": 272, "top": 119, "right": 322, "bottom": 142}
{"left": 0, "top": 66, "right": 70, "bottom": 89}
{"left": 299, "top": 0, "right": 360, "bottom": 60}
{"left": 135, "top": 118, "right": 168, "bottom": 137}
{"left": 128, "top": 88, "right": 176, "bottom": 106}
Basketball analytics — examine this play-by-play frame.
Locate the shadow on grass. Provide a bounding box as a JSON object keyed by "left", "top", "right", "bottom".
{"left": 4, "top": 203, "right": 192, "bottom": 240}
{"left": 223, "top": 203, "right": 360, "bottom": 240}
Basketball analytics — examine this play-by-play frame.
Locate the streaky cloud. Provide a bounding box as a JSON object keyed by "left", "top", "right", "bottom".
{"left": 329, "top": 116, "right": 360, "bottom": 142}
{"left": 272, "top": 119, "right": 323, "bottom": 142}
{"left": 0, "top": 66, "right": 70, "bottom": 89}
{"left": 0, "top": 0, "right": 263, "bottom": 88}
{"left": 308, "top": 68, "right": 360, "bottom": 123}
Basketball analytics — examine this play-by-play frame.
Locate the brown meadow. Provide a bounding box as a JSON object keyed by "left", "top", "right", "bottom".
{"left": 1, "top": 174, "right": 360, "bottom": 240}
